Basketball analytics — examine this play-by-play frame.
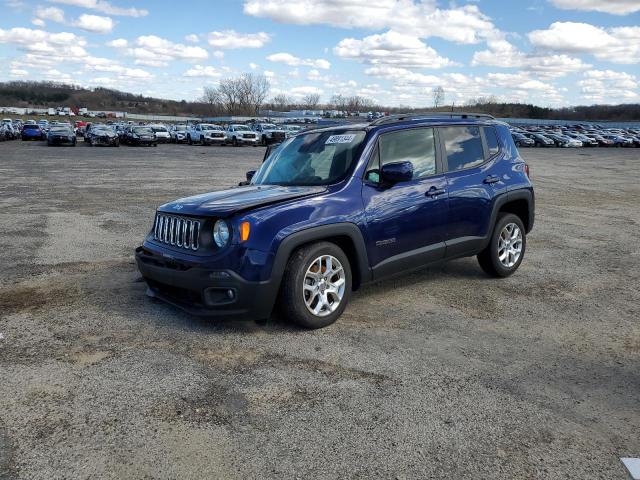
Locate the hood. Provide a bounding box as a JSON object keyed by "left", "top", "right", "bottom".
{"left": 158, "top": 184, "right": 326, "bottom": 217}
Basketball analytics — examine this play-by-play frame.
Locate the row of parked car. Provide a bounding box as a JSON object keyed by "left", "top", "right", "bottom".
{"left": 1, "top": 117, "right": 308, "bottom": 147}
{"left": 510, "top": 123, "right": 640, "bottom": 148}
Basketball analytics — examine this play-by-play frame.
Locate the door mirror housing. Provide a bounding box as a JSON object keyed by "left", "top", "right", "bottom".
{"left": 246, "top": 170, "right": 256, "bottom": 182}
{"left": 380, "top": 161, "right": 414, "bottom": 184}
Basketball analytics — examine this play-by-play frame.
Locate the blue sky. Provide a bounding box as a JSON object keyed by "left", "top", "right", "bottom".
{"left": 1, "top": 0, "right": 639, "bottom": 107}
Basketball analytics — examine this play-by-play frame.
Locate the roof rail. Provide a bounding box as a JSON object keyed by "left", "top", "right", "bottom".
{"left": 369, "top": 112, "right": 495, "bottom": 126}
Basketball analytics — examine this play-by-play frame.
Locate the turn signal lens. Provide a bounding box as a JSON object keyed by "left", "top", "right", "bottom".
{"left": 524, "top": 164, "right": 530, "bottom": 178}
{"left": 240, "top": 221, "right": 251, "bottom": 242}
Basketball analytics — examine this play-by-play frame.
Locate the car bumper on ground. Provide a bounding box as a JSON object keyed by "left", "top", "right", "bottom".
{"left": 135, "top": 245, "right": 276, "bottom": 320}
{"left": 203, "top": 136, "right": 227, "bottom": 145}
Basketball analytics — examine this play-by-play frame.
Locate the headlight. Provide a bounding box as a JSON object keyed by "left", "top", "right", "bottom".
{"left": 213, "top": 220, "right": 230, "bottom": 248}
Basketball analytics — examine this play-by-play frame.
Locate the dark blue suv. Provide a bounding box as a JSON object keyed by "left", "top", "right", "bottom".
{"left": 136, "top": 113, "right": 534, "bottom": 328}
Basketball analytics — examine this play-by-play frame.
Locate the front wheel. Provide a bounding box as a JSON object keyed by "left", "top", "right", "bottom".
{"left": 279, "top": 242, "right": 352, "bottom": 329}
{"left": 478, "top": 213, "right": 526, "bottom": 277}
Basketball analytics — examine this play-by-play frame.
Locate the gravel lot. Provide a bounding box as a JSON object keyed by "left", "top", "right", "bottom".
{"left": 0, "top": 140, "right": 639, "bottom": 479}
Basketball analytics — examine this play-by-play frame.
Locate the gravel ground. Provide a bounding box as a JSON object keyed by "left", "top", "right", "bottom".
{"left": 0, "top": 140, "right": 639, "bottom": 479}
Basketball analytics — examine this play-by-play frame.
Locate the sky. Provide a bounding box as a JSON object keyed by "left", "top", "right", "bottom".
{"left": 0, "top": 0, "right": 639, "bottom": 108}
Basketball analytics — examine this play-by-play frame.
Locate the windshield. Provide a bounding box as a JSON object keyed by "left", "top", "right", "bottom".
{"left": 133, "top": 127, "right": 153, "bottom": 134}
{"left": 233, "top": 125, "right": 251, "bottom": 131}
{"left": 261, "top": 124, "right": 277, "bottom": 130}
{"left": 201, "top": 125, "right": 221, "bottom": 131}
{"left": 252, "top": 130, "right": 366, "bottom": 186}
{"left": 174, "top": 125, "right": 186, "bottom": 131}
{"left": 151, "top": 126, "right": 167, "bottom": 133}
{"left": 24, "top": 125, "right": 40, "bottom": 130}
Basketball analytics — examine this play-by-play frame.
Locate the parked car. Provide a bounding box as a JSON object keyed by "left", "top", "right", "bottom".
{"left": 186, "top": 124, "right": 226, "bottom": 145}
{"left": 47, "top": 125, "right": 77, "bottom": 146}
{"left": 602, "top": 134, "right": 633, "bottom": 147}
{"left": 150, "top": 125, "right": 171, "bottom": 143}
{"left": 123, "top": 126, "right": 157, "bottom": 146}
{"left": 135, "top": 113, "right": 534, "bottom": 328}
{"left": 170, "top": 125, "right": 188, "bottom": 143}
{"left": 512, "top": 133, "right": 535, "bottom": 147}
{"left": 21, "top": 124, "right": 45, "bottom": 141}
{"left": 86, "top": 125, "right": 119, "bottom": 147}
{"left": 225, "top": 124, "right": 260, "bottom": 146}
{"left": 525, "top": 133, "right": 554, "bottom": 147}
{"left": 253, "top": 123, "right": 287, "bottom": 145}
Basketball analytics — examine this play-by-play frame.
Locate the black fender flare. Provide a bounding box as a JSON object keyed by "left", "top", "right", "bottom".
{"left": 269, "top": 222, "right": 372, "bottom": 292}
{"left": 484, "top": 188, "right": 535, "bottom": 246}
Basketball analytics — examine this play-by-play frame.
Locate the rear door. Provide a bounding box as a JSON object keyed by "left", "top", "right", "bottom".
{"left": 440, "top": 125, "right": 506, "bottom": 257}
{"left": 362, "top": 127, "right": 449, "bottom": 279}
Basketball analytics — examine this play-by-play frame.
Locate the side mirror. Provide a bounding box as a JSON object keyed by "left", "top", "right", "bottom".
{"left": 380, "top": 161, "right": 414, "bottom": 184}
{"left": 238, "top": 171, "right": 256, "bottom": 187}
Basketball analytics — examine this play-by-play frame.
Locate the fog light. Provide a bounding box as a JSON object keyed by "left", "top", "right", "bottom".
{"left": 227, "top": 289, "right": 235, "bottom": 299}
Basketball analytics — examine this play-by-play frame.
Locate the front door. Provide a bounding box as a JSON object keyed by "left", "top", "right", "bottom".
{"left": 362, "top": 127, "right": 449, "bottom": 279}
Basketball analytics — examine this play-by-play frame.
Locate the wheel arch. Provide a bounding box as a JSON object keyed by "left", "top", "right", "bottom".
{"left": 270, "top": 223, "right": 371, "bottom": 293}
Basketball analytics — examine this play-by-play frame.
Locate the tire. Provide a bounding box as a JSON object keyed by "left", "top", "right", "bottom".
{"left": 279, "top": 241, "right": 352, "bottom": 329}
{"left": 232, "top": 137, "right": 238, "bottom": 147}
{"left": 478, "top": 213, "right": 526, "bottom": 278}
{"left": 261, "top": 135, "right": 267, "bottom": 146}
{"left": 200, "top": 135, "right": 205, "bottom": 145}
{"left": 515, "top": 141, "right": 521, "bottom": 147}
{"left": 187, "top": 135, "right": 192, "bottom": 145}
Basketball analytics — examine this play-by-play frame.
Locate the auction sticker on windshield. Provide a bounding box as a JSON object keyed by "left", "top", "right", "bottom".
{"left": 326, "top": 134, "right": 356, "bottom": 144}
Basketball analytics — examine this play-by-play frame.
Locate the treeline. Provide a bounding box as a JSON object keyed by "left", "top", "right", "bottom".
{"left": 1, "top": 80, "right": 639, "bottom": 121}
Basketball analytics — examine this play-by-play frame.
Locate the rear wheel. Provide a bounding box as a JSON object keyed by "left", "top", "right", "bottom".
{"left": 478, "top": 213, "right": 526, "bottom": 277}
{"left": 279, "top": 242, "right": 352, "bottom": 329}
{"left": 232, "top": 137, "right": 238, "bottom": 147}
{"left": 187, "top": 135, "right": 192, "bottom": 145}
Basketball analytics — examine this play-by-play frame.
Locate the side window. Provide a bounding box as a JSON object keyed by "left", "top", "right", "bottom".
{"left": 440, "top": 126, "right": 485, "bottom": 171}
{"left": 378, "top": 128, "right": 437, "bottom": 180}
{"left": 483, "top": 127, "right": 500, "bottom": 157}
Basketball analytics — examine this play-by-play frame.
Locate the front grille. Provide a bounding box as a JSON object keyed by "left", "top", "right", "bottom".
{"left": 211, "top": 132, "right": 224, "bottom": 138}
{"left": 153, "top": 213, "right": 200, "bottom": 251}
{"left": 272, "top": 132, "right": 285, "bottom": 140}
{"left": 243, "top": 134, "right": 256, "bottom": 139}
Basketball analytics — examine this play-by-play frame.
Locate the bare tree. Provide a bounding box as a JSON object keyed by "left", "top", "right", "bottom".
{"left": 432, "top": 86, "right": 445, "bottom": 108}
{"left": 271, "top": 93, "right": 291, "bottom": 111}
{"left": 237, "top": 73, "right": 270, "bottom": 115}
{"left": 330, "top": 94, "right": 347, "bottom": 110}
{"left": 302, "top": 93, "right": 320, "bottom": 110}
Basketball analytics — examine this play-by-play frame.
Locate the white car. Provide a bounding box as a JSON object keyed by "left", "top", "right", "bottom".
{"left": 252, "top": 123, "right": 287, "bottom": 145}
{"left": 170, "top": 124, "right": 188, "bottom": 143}
{"left": 283, "top": 125, "right": 304, "bottom": 137}
{"left": 150, "top": 125, "right": 170, "bottom": 143}
{"left": 225, "top": 124, "right": 259, "bottom": 146}
{"left": 186, "top": 124, "right": 226, "bottom": 145}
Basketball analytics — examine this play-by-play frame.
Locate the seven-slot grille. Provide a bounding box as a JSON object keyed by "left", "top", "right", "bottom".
{"left": 243, "top": 133, "right": 256, "bottom": 139}
{"left": 153, "top": 213, "right": 200, "bottom": 251}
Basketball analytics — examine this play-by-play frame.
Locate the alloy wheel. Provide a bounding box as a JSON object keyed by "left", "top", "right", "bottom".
{"left": 303, "top": 255, "right": 346, "bottom": 317}
{"left": 498, "top": 223, "right": 523, "bottom": 268}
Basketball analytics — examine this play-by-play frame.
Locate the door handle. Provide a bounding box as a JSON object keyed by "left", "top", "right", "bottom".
{"left": 426, "top": 186, "right": 446, "bottom": 197}
{"left": 484, "top": 175, "right": 500, "bottom": 184}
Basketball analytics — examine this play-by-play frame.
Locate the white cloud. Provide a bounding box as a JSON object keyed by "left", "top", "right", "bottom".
{"left": 472, "top": 38, "right": 591, "bottom": 78}
{"left": 106, "top": 37, "right": 127, "bottom": 48}
{"left": 0, "top": 27, "right": 88, "bottom": 64}
{"left": 10, "top": 68, "right": 29, "bottom": 77}
{"left": 267, "top": 52, "right": 330, "bottom": 69}
{"left": 244, "top": 0, "right": 497, "bottom": 44}
{"left": 31, "top": 18, "right": 46, "bottom": 27}
{"left": 36, "top": 6, "right": 65, "bottom": 23}
{"left": 184, "top": 65, "right": 221, "bottom": 78}
{"left": 108, "top": 35, "right": 209, "bottom": 67}
{"left": 289, "top": 86, "right": 323, "bottom": 97}
{"left": 578, "top": 70, "right": 639, "bottom": 101}
{"left": 548, "top": 0, "right": 640, "bottom": 15}
{"left": 335, "top": 30, "right": 457, "bottom": 69}
{"left": 249, "top": 62, "right": 258, "bottom": 69}
{"left": 185, "top": 34, "right": 199, "bottom": 43}
{"left": 73, "top": 14, "right": 113, "bottom": 33}
{"left": 48, "top": 0, "right": 147, "bottom": 17}
{"left": 212, "top": 50, "right": 224, "bottom": 60}
{"left": 207, "top": 30, "right": 270, "bottom": 49}
{"left": 528, "top": 22, "right": 640, "bottom": 64}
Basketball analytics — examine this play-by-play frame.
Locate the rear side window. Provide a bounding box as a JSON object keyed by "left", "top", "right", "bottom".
{"left": 440, "top": 126, "right": 485, "bottom": 171}
{"left": 483, "top": 127, "right": 500, "bottom": 156}
{"left": 378, "top": 128, "right": 437, "bottom": 179}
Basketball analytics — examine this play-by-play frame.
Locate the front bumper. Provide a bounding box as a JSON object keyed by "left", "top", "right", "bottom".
{"left": 135, "top": 246, "right": 277, "bottom": 320}
{"left": 48, "top": 136, "right": 75, "bottom": 145}
{"left": 203, "top": 136, "right": 226, "bottom": 144}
